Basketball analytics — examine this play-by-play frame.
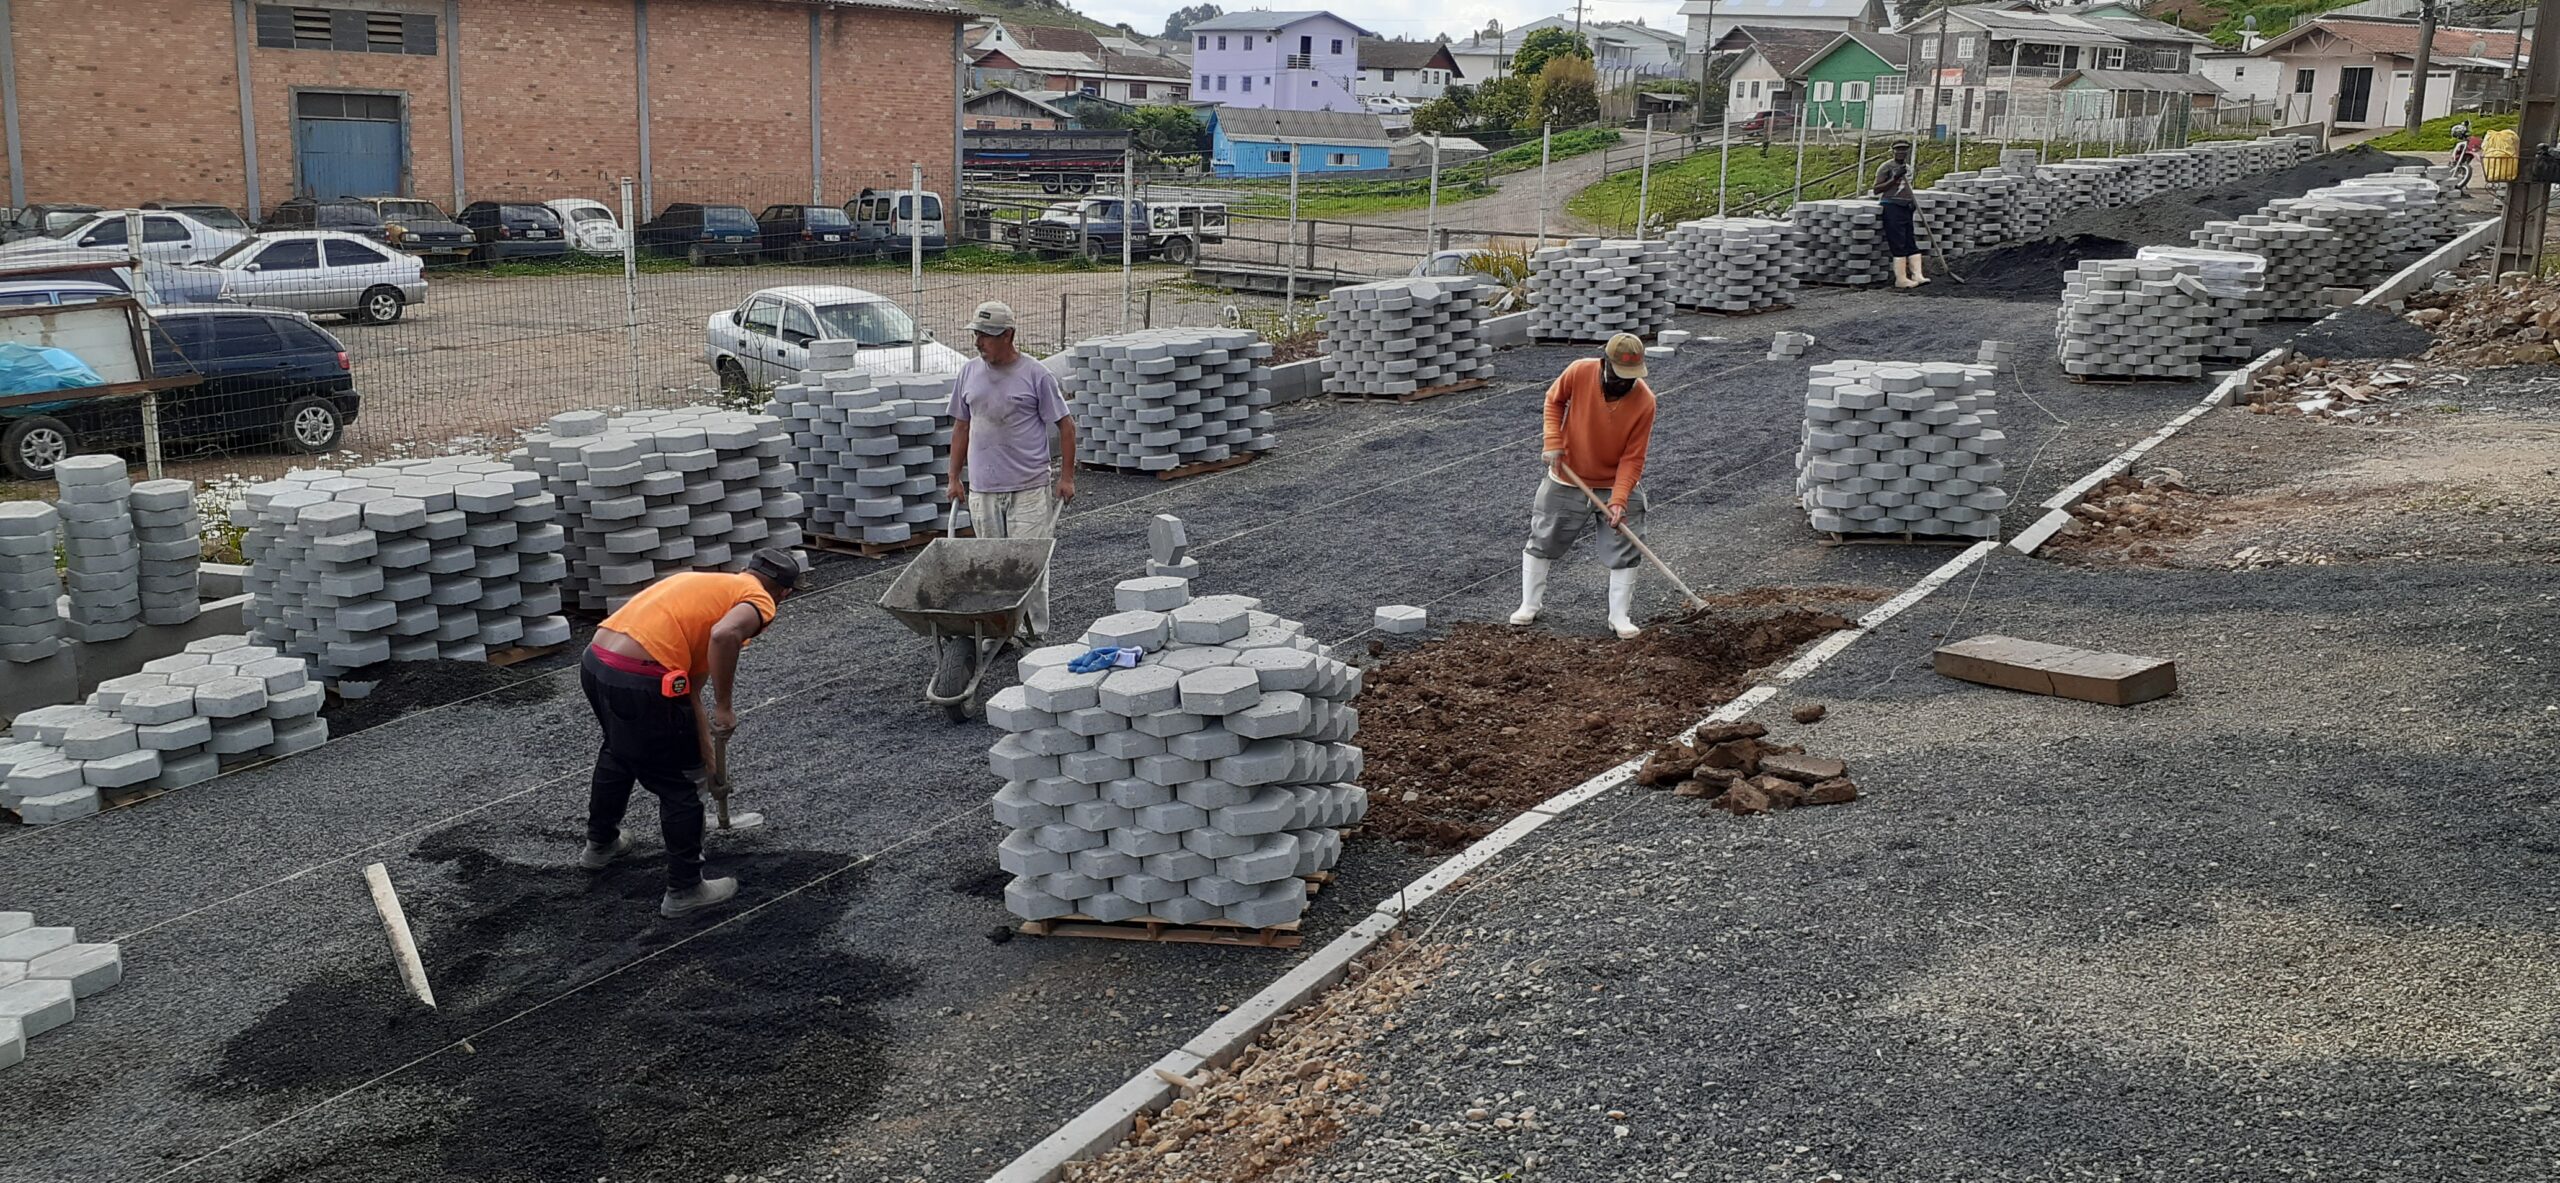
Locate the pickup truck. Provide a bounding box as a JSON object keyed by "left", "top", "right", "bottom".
{"left": 963, "top": 129, "right": 1132, "bottom": 193}
{"left": 1024, "top": 197, "right": 1229, "bottom": 265}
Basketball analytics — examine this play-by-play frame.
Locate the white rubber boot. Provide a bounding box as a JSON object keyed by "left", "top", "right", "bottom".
{"left": 1509, "top": 553, "right": 1551, "bottom": 625}
{"left": 1607, "top": 566, "right": 1641, "bottom": 639}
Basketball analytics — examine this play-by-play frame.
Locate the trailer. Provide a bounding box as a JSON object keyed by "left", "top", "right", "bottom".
{"left": 963, "top": 130, "right": 1132, "bottom": 194}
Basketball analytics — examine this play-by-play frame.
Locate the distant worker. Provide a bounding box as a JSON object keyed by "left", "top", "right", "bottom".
{"left": 948, "top": 300, "right": 1075, "bottom": 643}
{"left": 578, "top": 549, "right": 804, "bottom": 918}
{"left": 1510, "top": 333, "right": 1658, "bottom": 640}
{"left": 1875, "top": 139, "right": 1927, "bottom": 289}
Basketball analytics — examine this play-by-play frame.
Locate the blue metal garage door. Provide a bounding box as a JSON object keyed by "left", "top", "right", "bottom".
{"left": 295, "top": 92, "right": 404, "bottom": 198}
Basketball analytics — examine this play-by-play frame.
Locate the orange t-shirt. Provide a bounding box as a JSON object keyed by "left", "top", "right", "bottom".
{"left": 600, "top": 571, "right": 776, "bottom": 677}
{"left": 1541, "top": 357, "right": 1656, "bottom": 507}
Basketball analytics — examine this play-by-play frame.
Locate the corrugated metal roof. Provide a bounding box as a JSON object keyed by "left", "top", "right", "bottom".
{"left": 1679, "top": 0, "right": 1875, "bottom": 16}
{"left": 979, "top": 45, "right": 1099, "bottom": 72}
{"left": 803, "top": 0, "right": 963, "bottom": 16}
{"left": 2054, "top": 67, "right": 2224, "bottom": 93}
{"left": 1213, "top": 107, "right": 1393, "bottom": 143}
{"left": 1099, "top": 50, "right": 1191, "bottom": 79}
{"left": 1359, "top": 39, "right": 1459, "bottom": 71}
{"left": 1188, "top": 9, "right": 1375, "bottom": 35}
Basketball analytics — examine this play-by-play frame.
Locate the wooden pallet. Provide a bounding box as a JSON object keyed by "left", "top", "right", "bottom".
{"left": 101, "top": 784, "right": 173, "bottom": 808}
{"left": 486, "top": 640, "right": 569, "bottom": 669}
{"left": 1081, "top": 452, "right": 1260, "bottom": 482}
{"left": 1020, "top": 913, "right": 1304, "bottom": 948}
{"left": 801, "top": 526, "right": 970, "bottom": 559}
{"left": 1819, "top": 529, "right": 1984, "bottom": 547}
{"left": 1695, "top": 302, "right": 1795, "bottom": 317}
{"left": 2065, "top": 372, "right": 2193, "bottom": 385}
{"left": 1330, "top": 377, "right": 1490, "bottom": 404}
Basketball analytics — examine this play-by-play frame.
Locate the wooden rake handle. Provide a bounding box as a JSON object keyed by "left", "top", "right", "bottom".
{"left": 1554, "top": 464, "right": 1709, "bottom": 609}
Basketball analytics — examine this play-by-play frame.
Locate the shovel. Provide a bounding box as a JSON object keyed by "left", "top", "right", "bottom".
{"left": 705, "top": 730, "right": 765, "bottom": 832}
{"left": 1555, "top": 464, "right": 1710, "bottom": 613}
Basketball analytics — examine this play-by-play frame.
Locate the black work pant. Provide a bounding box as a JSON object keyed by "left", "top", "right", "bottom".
{"left": 1881, "top": 200, "right": 1919, "bottom": 257}
{"left": 581, "top": 649, "right": 707, "bottom": 888}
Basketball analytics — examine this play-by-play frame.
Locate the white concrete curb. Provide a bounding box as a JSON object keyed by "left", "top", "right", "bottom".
{"left": 2355, "top": 217, "right": 2497, "bottom": 308}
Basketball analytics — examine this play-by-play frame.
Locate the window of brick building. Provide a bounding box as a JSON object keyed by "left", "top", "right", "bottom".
{"left": 256, "top": 5, "right": 436, "bottom": 55}
{"left": 1129, "top": 82, "right": 1148, "bottom": 99}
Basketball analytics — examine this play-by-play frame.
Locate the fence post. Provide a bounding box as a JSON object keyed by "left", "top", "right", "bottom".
{"left": 1285, "top": 147, "right": 1300, "bottom": 332}
{"left": 1636, "top": 115, "right": 1656, "bottom": 236}
{"left": 910, "top": 161, "right": 925, "bottom": 373}
{"left": 127, "top": 209, "right": 161, "bottom": 478}
{"left": 1145, "top": 288, "right": 1154, "bottom": 329}
{"left": 619, "top": 176, "right": 640, "bottom": 404}
{"left": 1791, "top": 104, "right": 1810, "bottom": 204}
{"left": 1058, "top": 291, "right": 1068, "bottom": 354}
{"left": 1121, "top": 148, "right": 1134, "bottom": 330}
{"left": 1425, "top": 134, "right": 1442, "bottom": 248}
{"left": 1717, "top": 86, "right": 1734, "bottom": 217}
{"left": 1304, "top": 217, "right": 1316, "bottom": 268}
{"left": 1537, "top": 121, "right": 1551, "bottom": 247}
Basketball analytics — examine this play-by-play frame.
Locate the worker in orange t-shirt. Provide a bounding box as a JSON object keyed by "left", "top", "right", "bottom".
{"left": 577, "top": 548, "right": 804, "bottom": 918}
{"left": 1511, "top": 333, "right": 1657, "bottom": 640}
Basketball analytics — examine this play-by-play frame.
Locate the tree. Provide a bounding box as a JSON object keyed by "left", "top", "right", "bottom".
{"left": 1162, "top": 3, "right": 1222, "bottom": 39}
{"left": 1126, "top": 104, "right": 1207, "bottom": 156}
{"left": 1474, "top": 74, "right": 1535, "bottom": 131}
{"left": 1513, "top": 28, "right": 1591, "bottom": 78}
{"left": 1532, "top": 53, "right": 1601, "bottom": 127}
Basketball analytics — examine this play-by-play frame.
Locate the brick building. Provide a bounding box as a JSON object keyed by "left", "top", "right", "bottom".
{"left": 0, "top": 0, "right": 966, "bottom": 220}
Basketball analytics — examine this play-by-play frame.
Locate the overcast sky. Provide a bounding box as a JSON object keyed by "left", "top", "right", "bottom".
{"left": 1074, "top": 0, "right": 1693, "bottom": 42}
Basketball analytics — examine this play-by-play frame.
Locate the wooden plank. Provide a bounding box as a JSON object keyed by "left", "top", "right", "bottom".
{"left": 800, "top": 526, "right": 969, "bottom": 560}
{"left": 1019, "top": 913, "right": 1304, "bottom": 949}
{"left": 1080, "top": 451, "right": 1259, "bottom": 482}
{"left": 1932, "top": 633, "right": 2177, "bottom": 706}
{"left": 485, "top": 640, "right": 568, "bottom": 669}
{"left": 1330, "top": 377, "right": 1489, "bottom": 403}
{"left": 1818, "top": 530, "right": 1980, "bottom": 548}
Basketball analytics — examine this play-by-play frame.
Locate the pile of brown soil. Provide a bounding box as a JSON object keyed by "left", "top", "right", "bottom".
{"left": 1353, "top": 596, "right": 1874, "bottom": 851}
{"left": 1631, "top": 720, "right": 1859, "bottom": 815}
{"left": 2045, "top": 471, "right": 2225, "bottom": 565}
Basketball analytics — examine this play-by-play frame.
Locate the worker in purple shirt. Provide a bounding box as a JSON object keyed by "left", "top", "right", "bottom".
{"left": 948, "top": 300, "right": 1075, "bottom": 642}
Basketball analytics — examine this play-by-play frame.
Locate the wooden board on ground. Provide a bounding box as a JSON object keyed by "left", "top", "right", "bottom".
{"left": 1081, "top": 452, "right": 1259, "bottom": 482}
{"left": 101, "top": 784, "right": 171, "bottom": 808}
{"left": 1019, "top": 913, "right": 1305, "bottom": 949}
{"left": 1932, "top": 633, "right": 2178, "bottom": 706}
{"left": 2065, "top": 372, "right": 2188, "bottom": 385}
{"left": 485, "top": 641, "right": 569, "bottom": 669}
{"left": 1693, "top": 303, "right": 1794, "bottom": 317}
{"left": 802, "top": 526, "right": 970, "bottom": 560}
{"left": 1331, "top": 377, "right": 1489, "bottom": 404}
{"left": 1819, "top": 530, "right": 1981, "bottom": 547}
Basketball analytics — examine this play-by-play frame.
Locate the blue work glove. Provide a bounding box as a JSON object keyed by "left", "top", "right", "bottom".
{"left": 1067, "top": 646, "right": 1144, "bottom": 674}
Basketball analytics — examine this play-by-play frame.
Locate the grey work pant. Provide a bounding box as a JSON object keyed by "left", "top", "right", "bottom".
{"left": 968, "top": 481, "right": 1061, "bottom": 641}
{"left": 1523, "top": 476, "right": 1647, "bottom": 570}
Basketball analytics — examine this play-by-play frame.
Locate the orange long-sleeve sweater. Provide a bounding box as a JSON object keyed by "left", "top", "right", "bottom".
{"left": 1541, "top": 358, "right": 1656, "bottom": 508}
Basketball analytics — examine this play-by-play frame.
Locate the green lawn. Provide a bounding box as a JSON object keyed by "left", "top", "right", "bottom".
{"left": 1568, "top": 140, "right": 2010, "bottom": 231}
{"left": 1226, "top": 174, "right": 1499, "bottom": 218}
{"left": 2366, "top": 111, "right": 2515, "bottom": 152}
{"left": 1480, "top": 127, "right": 1623, "bottom": 170}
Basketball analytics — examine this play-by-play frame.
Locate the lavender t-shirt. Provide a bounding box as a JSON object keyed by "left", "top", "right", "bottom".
{"left": 951, "top": 357, "right": 1069, "bottom": 494}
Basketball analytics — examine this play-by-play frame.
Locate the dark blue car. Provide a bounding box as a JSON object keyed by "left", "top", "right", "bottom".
{"left": 1, "top": 306, "right": 360, "bottom": 480}
{"left": 457, "top": 202, "right": 570, "bottom": 262}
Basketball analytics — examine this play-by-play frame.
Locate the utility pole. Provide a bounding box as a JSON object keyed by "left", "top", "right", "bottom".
{"left": 2495, "top": 0, "right": 2560, "bottom": 274}
{"left": 2406, "top": 0, "right": 2439, "bottom": 133}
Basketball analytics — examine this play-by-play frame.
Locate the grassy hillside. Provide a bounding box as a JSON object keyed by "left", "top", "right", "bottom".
{"left": 2145, "top": 0, "right": 2532, "bottom": 48}
{"left": 964, "top": 0, "right": 1136, "bottom": 39}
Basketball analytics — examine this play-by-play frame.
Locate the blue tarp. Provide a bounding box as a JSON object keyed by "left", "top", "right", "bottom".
{"left": 0, "top": 342, "right": 105, "bottom": 396}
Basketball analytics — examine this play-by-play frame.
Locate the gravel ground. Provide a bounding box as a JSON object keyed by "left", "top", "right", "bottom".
{"left": 0, "top": 160, "right": 2391, "bottom": 1183}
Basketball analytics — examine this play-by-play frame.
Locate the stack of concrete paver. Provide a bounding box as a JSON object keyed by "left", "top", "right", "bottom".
{"left": 766, "top": 369, "right": 968, "bottom": 548}
{"left": 0, "top": 911, "right": 123, "bottom": 1071}
{"left": 1526, "top": 238, "right": 1675, "bottom": 340}
{"left": 2384, "top": 166, "right": 2463, "bottom": 242}
{"left": 1767, "top": 331, "right": 1814, "bottom": 362}
{"left": 128, "top": 479, "right": 204, "bottom": 628}
{"left": 1976, "top": 339, "right": 2018, "bottom": 375}
{"left": 1062, "top": 328, "right": 1277, "bottom": 473}
{"left": 1148, "top": 513, "right": 1199, "bottom": 581}
{"left": 991, "top": 578, "right": 1367, "bottom": 932}
{"left": 0, "top": 502, "right": 62, "bottom": 664}
{"left": 2258, "top": 195, "right": 2394, "bottom": 287}
{"left": 2056, "top": 257, "right": 2250, "bottom": 380}
{"left": 513, "top": 407, "right": 805, "bottom": 612}
{"left": 1663, "top": 217, "right": 1800, "bottom": 313}
{"left": 2039, "top": 161, "right": 2125, "bottom": 212}
{"left": 1931, "top": 171, "right": 2021, "bottom": 245}
{"left": 1788, "top": 200, "right": 1890, "bottom": 285}
{"left": 2137, "top": 245, "right": 2268, "bottom": 364}
{"left": 1912, "top": 188, "right": 1987, "bottom": 253}
{"left": 240, "top": 459, "right": 573, "bottom": 685}
{"left": 2191, "top": 216, "right": 2340, "bottom": 321}
{"left": 1794, "top": 360, "right": 2008, "bottom": 540}
{"left": 1315, "top": 276, "right": 1493, "bottom": 397}
{"left": 2, "top": 634, "right": 326, "bottom": 824}
{"left": 52, "top": 457, "right": 140, "bottom": 644}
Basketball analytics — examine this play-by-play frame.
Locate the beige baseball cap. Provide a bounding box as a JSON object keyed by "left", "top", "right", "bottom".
{"left": 1603, "top": 332, "right": 1648, "bottom": 380}
{"left": 969, "top": 301, "right": 1018, "bottom": 336}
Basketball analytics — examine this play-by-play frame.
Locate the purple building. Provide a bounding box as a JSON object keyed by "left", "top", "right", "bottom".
{"left": 1186, "top": 10, "right": 1376, "bottom": 113}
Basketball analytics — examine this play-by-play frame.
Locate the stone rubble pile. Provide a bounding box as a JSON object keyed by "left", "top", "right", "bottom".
{"left": 513, "top": 407, "right": 804, "bottom": 613}
{"left": 766, "top": 369, "right": 968, "bottom": 548}
{"left": 1063, "top": 328, "right": 1277, "bottom": 473}
{"left": 1526, "top": 238, "right": 1675, "bottom": 340}
{"left": 1316, "top": 276, "right": 1494, "bottom": 397}
{"left": 1794, "top": 360, "right": 2009, "bottom": 539}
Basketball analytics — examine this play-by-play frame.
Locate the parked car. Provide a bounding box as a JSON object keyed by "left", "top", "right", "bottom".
{"left": 542, "top": 198, "right": 627, "bottom": 254}
{"left": 1, "top": 305, "right": 358, "bottom": 479}
{"left": 190, "top": 230, "right": 426, "bottom": 324}
{"left": 260, "top": 197, "right": 390, "bottom": 244}
{"left": 351, "top": 197, "right": 475, "bottom": 263}
{"left": 638, "top": 203, "right": 762, "bottom": 264}
{"left": 0, "top": 258, "right": 220, "bottom": 307}
{"left": 703, "top": 285, "right": 964, "bottom": 390}
{"left": 0, "top": 208, "right": 247, "bottom": 265}
{"left": 1024, "top": 196, "right": 1226, "bottom": 264}
{"left": 0, "top": 203, "right": 101, "bottom": 243}
{"left": 0, "top": 278, "right": 127, "bottom": 308}
{"left": 143, "top": 201, "right": 251, "bottom": 232}
{"left": 1737, "top": 109, "right": 1797, "bottom": 136}
{"left": 456, "top": 201, "right": 570, "bottom": 262}
{"left": 847, "top": 188, "right": 947, "bottom": 256}
{"left": 755, "top": 204, "right": 859, "bottom": 263}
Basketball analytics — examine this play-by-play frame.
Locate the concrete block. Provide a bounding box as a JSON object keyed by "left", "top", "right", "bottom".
{"left": 1104, "top": 824, "right": 1182, "bottom": 857}
{"left": 1083, "top": 610, "right": 1171, "bottom": 651}
{"left": 1015, "top": 725, "right": 1090, "bottom": 758}
{"left": 1156, "top": 647, "right": 1236, "bottom": 673}
{"left": 1092, "top": 729, "right": 1167, "bottom": 761}
{"left": 984, "top": 685, "right": 1055, "bottom": 733}
{"left": 1113, "top": 576, "right": 1190, "bottom": 612}
{"left": 1021, "top": 666, "right": 1105, "bottom": 713}
{"left": 1168, "top": 600, "right": 1250, "bottom": 645}
{"left": 58, "top": 718, "right": 138, "bottom": 761}
{"left": 1184, "top": 873, "right": 1254, "bottom": 907}
{"left": 999, "top": 828, "right": 1072, "bottom": 877}
{"left": 1152, "top": 893, "right": 1221, "bottom": 924}
{"left": 1078, "top": 891, "right": 1147, "bottom": 923}
{"left": 1133, "top": 752, "right": 1207, "bottom": 787}
{"left": 79, "top": 748, "right": 161, "bottom": 788}
{"left": 1069, "top": 845, "right": 1142, "bottom": 880}
{"left": 1209, "top": 739, "right": 1295, "bottom": 786}
{"left": 1057, "top": 706, "right": 1126, "bottom": 738}
{"left": 1100, "top": 776, "right": 1173, "bottom": 809}
{"left": 1004, "top": 875, "right": 1077, "bottom": 921}
{"left": 1227, "top": 691, "right": 1313, "bottom": 740}
{"left": 1167, "top": 726, "right": 1245, "bottom": 762}
{"left": 1210, "top": 785, "right": 1299, "bottom": 837}
{"left": 986, "top": 735, "right": 1060, "bottom": 782}
{"left": 1024, "top": 776, "right": 1097, "bottom": 807}
{"left": 1059, "top": 749, "right": 1133, "bottom": 786}
{"left": 1234, "top": 647, "right": 1318, "bottom": 692}
{"left": 14, "top": 788, "right": 100, "bottom": 824}
{"left": 1143, "top": 847, "right": 1214, "bottom": 881}
{"left": 208, "top": 717, "right": 274, "bottom": 756}
{"left": 0, "top": 979, "right": 73, "bottom": 1039}
{"left": 1175, "top": 778, "right": 1254, "bottom": 810}
{"left": 1031, "top": 822, "right": 1107, "bottom": 854}
{"left": 993, "top": 782, "right": 1066, "bottom": 829}
{"left": 151, "top": 749, "right": 221, "bottom": 789}
{"left": 1222, "top": 878, "right": 1310, "bottom": 927}
{"left": 1097, "top": 665, "right": 1182, "bottom": 716}
{"left": 0, "top": 927, "right": 74, "bottom": 962}
{"left": 1372, "top": 604, "right": 1427, "bottom": 633}
{"left": 192, "top": 676, "right": 268, "bottom": 718}
{"left": 266, "top": 717, "right": 329, "bottom": 756}
{"left": 1062, "top": 798, "right": 1133, "bottom": 831}
{"left": 24, "top": 943, "right": 120, "bottom": 997}
{"left": 260, "top": 683, "right": 326, "bottom": 720}
{"left": 1177, "top": 666, "right": 1261, "bottom": 715}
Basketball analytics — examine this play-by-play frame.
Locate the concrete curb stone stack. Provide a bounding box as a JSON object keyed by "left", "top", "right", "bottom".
{"left": 1316, "top": 276, "right": 1493, "bottom": 397}
{"left": 0, "top": 502, "right": 62, "bottom": 664}
{"left": 2190, "top": 217, "right": 2339, "bottom": 321}
{"left": 991, "top": 577, "right": 1368, "bottom": 931}
{"left": 2, "top": 633, "right": 326, "bottom": 824}
{"left": 2258, "top": 195, "right": 2394, "bottom": 287}
{"left": 0, "top": 910, "right": 124, "bottom": 1071}
{"left": 1063, "top": 328, "right": 1277, "bottom": 472}
{"left": 1526, "top": 238, "right": 1675, "bottom": 340}
{"left": 2056, "top": 258, "right": 2230, "bottom": 380}
{"left": 1663, "top": 217, "right": 1800, "bottom": 312}
{"left": 1794, "top": 360, "right": 2007, "bottom": 540}
{"left": 240, "top": 458, "right": 573, "bottom": 685}
{"left": 766, "top": 369, "right": 970, "bottom": 547}
{"left": 131, "top": 479, "right": 203, "bottom": 627}
{"left": 2136, "top": 245, "right": 2268, "bottom": 364}
{"left": 1787, "top": 200, "right": 1889, "bottom": 286}
{"left": 513, "top": 407, "right": 805, "bottom": 612}
{"left": 52, "top": 456, "right": 139, "bottom": 644}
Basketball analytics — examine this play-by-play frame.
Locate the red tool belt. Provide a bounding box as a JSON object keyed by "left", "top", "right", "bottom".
{"left": 592, "top": 645, "right": 689, "bottom": 697}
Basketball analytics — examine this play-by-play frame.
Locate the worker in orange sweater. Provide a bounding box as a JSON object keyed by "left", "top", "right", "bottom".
{"left": 578, "top": 548, "right": 804, "bottom": 918}
{"left": 1511, "top": 333, "right": 1658, "bottom": 639}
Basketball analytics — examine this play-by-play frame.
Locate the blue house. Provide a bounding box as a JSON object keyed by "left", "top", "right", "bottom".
{"left": 1207, "top": 108, "right": 1393, "bottom": 177}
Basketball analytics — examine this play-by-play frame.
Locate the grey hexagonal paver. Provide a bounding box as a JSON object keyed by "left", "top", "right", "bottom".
{"left": 1167, "top": 600, "right": 1250, "bottom": 645}
{"left": 1167, "top": 725, "right": 1245, "bottom": 762}
{"left": 1101, "top": 777, "right": 1172, "bottom": 810}
{"left": 1113, "top": 872, "right": 1185, "bottom": 904}
{"left": 1106, "top": 825, "right": 1182, "bottom": 858}
{"left": 1059, "top": 750, "right": 1133, "bottom": 786}
{"left": 1113, "top": 576, "right": 1191, "bottom": 613}
{"left": 1069, "top": 845, "right": 1141, "bottom": 881}
{"left": 1097, "top": 664, "right": 1182, "bottom": 716}
{"left": 1227, "top": 691, "right": 1314, "bottom": 740}
{"left": 1177, "top": 666, "right": 1261, "bottom": 716}
{"left": 193, "top": 676, "right": 268, "bottom": 719}
{"left": 1180, "top": 827, "right": 1257, "bottom": 859}
{"left": 1184, "top": 873, "right": 1255, "bottom": 907}
{"left": 1079, "top": 891, "right": 1147, "bottom": 923}
{"left": 112, "top": 684, "right": 197, "bottom": 727}
{"left": 78, "top": 748, "right": 160, "bottom": 789}
{"left": 1152, "top": 893, "right": 1221, "bottom": 924}
{"left": 986, "top": 735, "right": 1060, "bottom": 783}
{"left": 1024, "top": 775, "right": 1098, "bottom": 807}
{"left": 1004, "top": 876, "right": 1076, "bottom": 921}
{"left": 1021, "top": 666, "right": 1105, "bottom": 714}
{"left": 1082, "top": 610, "right": 1171, "bottom": 651}
{"left": 1223, "top": 878, "right": 1310, "bottom": 928}
{"left": 58, "top": 719, "right": 138, "bottom": 762}
{"left": 1093, "top": 730, "right": 1167, "bottom": 761}
{"left": 1210, "top": 785, "right": 1298, "bottom": 837}
{"left": 984, "top": 685, "right": 1056, "bottom": 733}
{"left": 1143, "top": 847, "right": 1214, "bottom": 881}
{"left": 1061, "top": 798, "right": 1132, "bottom": 831}
{"left": 1132, "top": 752, "right": 1205, "bottom": 788}
{"left": 1030, "top": 823, "right": 1107, "bottom": 854}
{"left": 1001, "top": 826, "right": 1069, "bottom": 877}
{"left": 1156, "top": 647, "right": 1236, "bottom": 673}
{"left": 1175, "top": 778, "right": 1254, "bottom": 810}
{"left": 1233, "top": 647, "right": 1319, "bottom": 692}
{"left": 1209, "top": 739, "right": 1295, "bottom": 787}
{"left": 992, "top": 783, "right": 1064, "bottom": 830}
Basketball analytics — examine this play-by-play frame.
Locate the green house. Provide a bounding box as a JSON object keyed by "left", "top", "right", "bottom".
{"left": 1789, "top": 32, "right": 1909, "bottom": 130}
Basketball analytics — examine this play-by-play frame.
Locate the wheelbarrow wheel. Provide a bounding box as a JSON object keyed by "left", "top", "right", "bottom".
{"left": 932, "top": 634, "right": 974, "bottom": 705}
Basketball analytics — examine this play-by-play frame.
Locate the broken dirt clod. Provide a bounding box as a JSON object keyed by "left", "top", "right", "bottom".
{"left": 1791, "top": 703, "right": 1828, "bottom": 724}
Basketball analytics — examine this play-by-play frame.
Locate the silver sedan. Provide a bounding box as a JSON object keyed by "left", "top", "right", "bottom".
{"left": 191, "top": 230, "right": 429, "bottom": 324}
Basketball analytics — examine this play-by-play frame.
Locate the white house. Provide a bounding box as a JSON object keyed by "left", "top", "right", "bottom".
{"left": 1446, "top": 16, "right": 1692, "bottom": 81}
{"left": 1713, "top": 26, "right": 1843, "bottom": 118}
{"left": 2196, "top": 49, "right": 2279, "bottom": 107}
{"left": 1357, "top": 39, "right": 1465, "bottom": 101}
{"left": 1683, "top": 0, "right": 1894, "bottom": 56}
{"left": 2250, "top": 15, "right": 2526, "bottom": 129}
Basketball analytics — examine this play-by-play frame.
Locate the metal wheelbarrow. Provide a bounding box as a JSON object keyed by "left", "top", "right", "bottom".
{"left": 877, "top": 508, "right": 1054, "bottom": 722}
